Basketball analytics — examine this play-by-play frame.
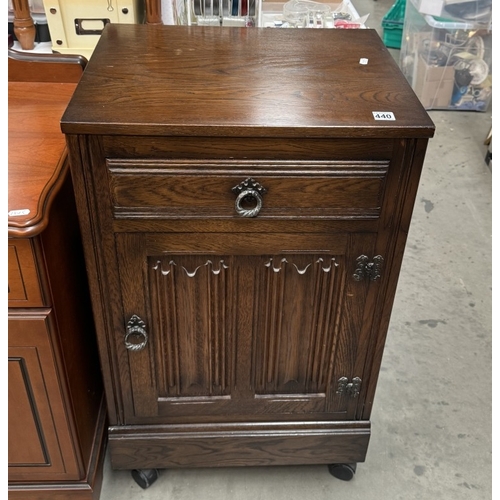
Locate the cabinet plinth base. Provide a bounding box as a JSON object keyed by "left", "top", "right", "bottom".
{"left": 108, "top": 421, "right": 371, "bottom": 470}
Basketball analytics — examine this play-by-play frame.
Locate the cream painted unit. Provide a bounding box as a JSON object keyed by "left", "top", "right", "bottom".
{"left": 42, "top": 0, "right": 145, "bottom": 59}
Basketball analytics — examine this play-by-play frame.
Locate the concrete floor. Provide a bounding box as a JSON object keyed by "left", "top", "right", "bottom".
{"left": 98, "top": 1, "right": 492, "bottom": 498}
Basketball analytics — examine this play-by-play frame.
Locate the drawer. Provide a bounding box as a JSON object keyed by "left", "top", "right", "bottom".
{"left": 8, "top": 239, "right": 44, "bottom": 308}
{"left": 9, "top": 309, "right": 81, "bottom": 480}
{"left": 107, "top": 159, "right": 389, "bottom": 220}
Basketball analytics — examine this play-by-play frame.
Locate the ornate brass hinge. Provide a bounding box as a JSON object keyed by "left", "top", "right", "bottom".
{"left": 336, "top": 377, "right": 362, "bottom": 398}
{"left": 353, "top": 255, "right": 384, "bottom": 282}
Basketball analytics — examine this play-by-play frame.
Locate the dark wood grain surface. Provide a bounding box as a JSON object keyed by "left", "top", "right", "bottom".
{"left": 61, "top": 25, "right": 435, "bottom": 138}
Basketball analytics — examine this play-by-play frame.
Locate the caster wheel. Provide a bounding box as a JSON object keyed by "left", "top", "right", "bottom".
{"left": 328, "top": 463, "right": 357, "bottom": 481}
{"left": 131, "top": 468, "right": 160, "bottom": 489}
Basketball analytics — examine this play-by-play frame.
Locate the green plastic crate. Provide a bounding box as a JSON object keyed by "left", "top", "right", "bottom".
{"left": 382, "top": 0, "right": 406, "bottom": 49}
{"left": 382, "top": 20, "right": 404, "bottom": 48}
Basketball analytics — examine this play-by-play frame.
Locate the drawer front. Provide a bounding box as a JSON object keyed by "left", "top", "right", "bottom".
{"left": 107, "top": 159, "right": 389, "bottom": 220}
{"left": 8, "top": 239, "right": 44, "bottom": 308}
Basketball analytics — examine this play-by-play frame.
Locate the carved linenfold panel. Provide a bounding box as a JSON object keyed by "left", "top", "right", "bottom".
{"left": 153, "top": 259, "right": 229, "bottom": 277}
{"left": 149, "top": 256, "right": 233, "bottom": 398}
{"left": 254, "top": 255, "right": 345, "bottom": 397}
{"left": 148, "top": 252, "right": 346, "bottom": 405}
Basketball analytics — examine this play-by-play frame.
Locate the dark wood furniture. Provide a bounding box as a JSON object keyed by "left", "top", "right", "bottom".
{"left": 8, "top": 51, "right": 107, "bottom": 500}
{"left": 61, "top": 25, "right": 435, "bottom": 487}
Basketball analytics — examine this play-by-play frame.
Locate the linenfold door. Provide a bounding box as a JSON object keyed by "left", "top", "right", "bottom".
{"left": 114, "top": 231, "right": 378, "bottom": 424}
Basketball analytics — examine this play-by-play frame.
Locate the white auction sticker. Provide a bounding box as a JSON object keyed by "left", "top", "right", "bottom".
{"left": 9, "top": 209, "right": 30, "bottom": 217}
{"left": 372, "top": 111, "right": 396, "bottom": 121}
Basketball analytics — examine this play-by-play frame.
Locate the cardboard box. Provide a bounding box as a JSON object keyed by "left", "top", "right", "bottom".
{"left": 413, "top": 55, "right": 455, "bottom": 109}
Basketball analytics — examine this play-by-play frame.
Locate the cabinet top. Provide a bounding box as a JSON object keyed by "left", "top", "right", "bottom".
{"left": 9, "top": 82, "right": 77, "bottom": 238}
{"left": 61, "top": 25, "right": 434, "bottom": 139}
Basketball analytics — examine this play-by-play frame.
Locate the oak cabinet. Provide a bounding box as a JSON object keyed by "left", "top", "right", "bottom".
{"left": 62, "top": 25, "right": 434, "bottom": 480}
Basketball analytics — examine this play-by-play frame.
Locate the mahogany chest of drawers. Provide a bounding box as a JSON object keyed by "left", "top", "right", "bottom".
{"left": 8, "top": 53, "right": 106, "bottom": 499}
{"left": 61, "top": 24, "right": 434, "bottom": 483}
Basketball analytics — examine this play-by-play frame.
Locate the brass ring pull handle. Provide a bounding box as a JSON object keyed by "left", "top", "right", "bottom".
{"left": 232, "top": 178, "right": 267, "bottom": 218}
{"left": 235, "top": 189, "right": 263, "bottom": 218}
{"left": 124, "top": 315, "right": 148, "bottom": 352}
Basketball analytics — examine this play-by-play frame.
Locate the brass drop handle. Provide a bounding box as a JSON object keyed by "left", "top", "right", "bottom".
{"left": 234, "top": 189, "right": 263, "bottom": 218}
{"left": 232, "top": 178, "right": 267, "bottom": 218}
{"left": 124, "top": 315, "right": 148, "bottom": 352}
